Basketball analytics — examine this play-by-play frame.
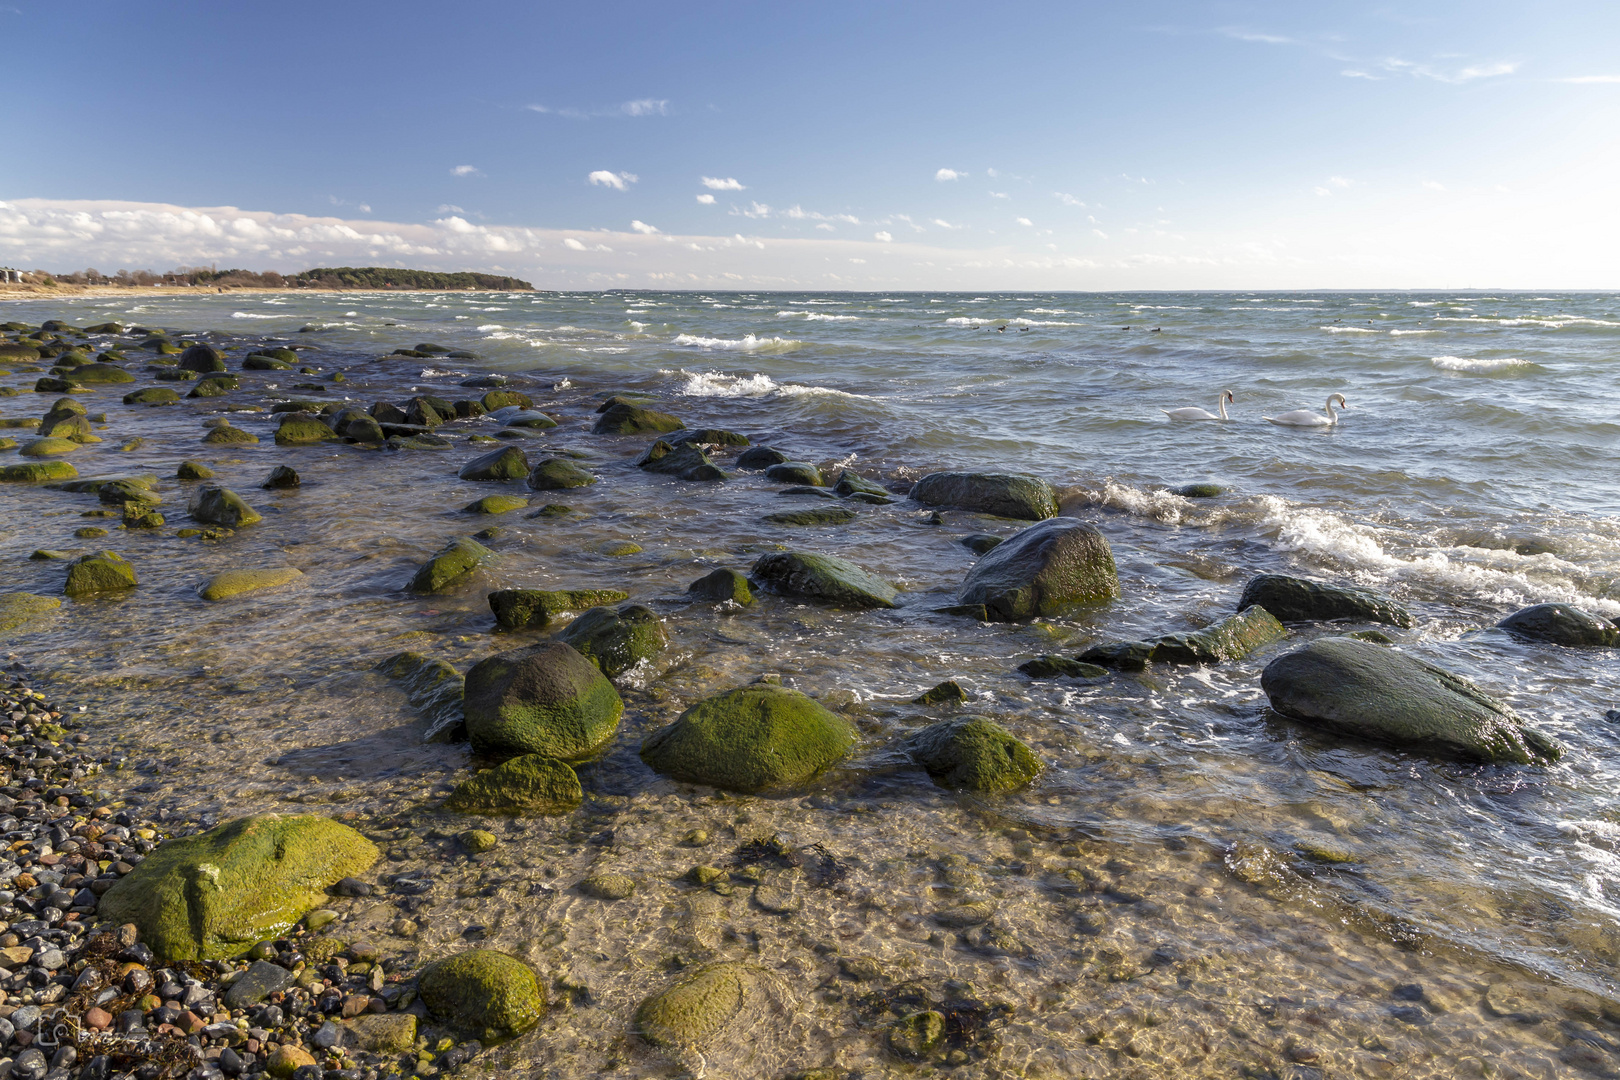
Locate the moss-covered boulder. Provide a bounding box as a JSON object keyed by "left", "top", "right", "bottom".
{"left": 764, "top": 461, "right": 823, "bottom": 487}
{"left": 443, "top": 754, "right": 582, "bottom": 815}
{"left": 202, "top": 424, "right": 259, "bottom": 445}
{"left": 464, "top": 642, "right": 623, "bottom": 759}
{"left": 64, "top": 551, "right": 137, "bottom": 597}
{"left": 123, "top": 387, "right": 180, "bottom": 406}
{"left": 1497, "top": 603, "right": 1618, "bottom": 647}
{"left": 1238, "top": 574, "right": 1414, "bottom": 628}
{"left": 481, "top": 389, "right": 533, "bottom": 412}
{"left": 243, "top": 354, "right": 293, "bottom": 371}
{"left": 635, "top": 962, "right": 765, "bottom": 1052}
{"left": 765, "top": 506, "right": 858, "bottom": 527}
{"left": 97, "top": 814, "right": 379, "bottom": 961}
{"left": 0, "top": 460, "right": 77, "bottom": 482}
{"left": 38, "top": 413, "right": 96, "bottom": 441}
{"left": 69, "top": 363, "right": 134, "bottom": 384}
{"left": 956, "top": 517, "right": 1117, "bottom": 621}
{"left": 262, "top": 465, "right": 299, "bottom": 489}
{"left": 0, "top": 593, "right": 61, "bottom": 636}
{"left": 555, "top": 604, "right": 668, "bottom": 678}
{"left": 406, "top": 536, "right": 492, "bottom": 593}
{"left": 910, "top": 471, "right": 1060, "bottom": 521}
{"left": 635, "top": 440, "right": 726, "bottom": 482}
{"left": 187, "top": 375, "right": 239, "bottom": 398}
{"left": 640, "top": 684, "right": 857, "bottom": 793}
{"left": 889, "top": 1010, "right": 946, "bottom": 1060}
{"left": 488, "top": 588, "right": 630, "bottom": 630}
{"left": 199, "top": 568, "right": 303, "bottom": 601}
{"left": 686, "top": 568, "right": 754, "bottom": 605}
{"left": 463, "top": 494, "right": 529, "bottom": 515}
{"left": 177, "top": 460, "right": 215, "bottom": 480}
{"left": 178, "top": 344, "right": 227, "bottom": 373}
{"left": 737, "top": 446, "right": 790, "bottom": 469}
{"left": 418, "top": 949, "right": 545, "bottom": 1042}
{"left": 904, "top": 717, "right": 1040, "bottom": 793}
{"left": 458, "top": 445, "right": 529, "bottom": 481}
{"left": 190, "top": 486, "right": 263, "bottom": 527}
{"left": 592, "top": 402, "right": 683, "bottom": 435}
{"left": 750, "top": 551, "right": 898, "bottom": 609}
{"left": 1018, "top": 656, "right": 1109, "bottom": 680}
{"left": 274, "top": 414, "right": 338, "bottom": 445}
{"left": 1149, "top": 605, "right": 1288, "bottom": 664}
{"left": 1261, "top": 637, "right": 1563, "bottom": 765}
{"left": 378, "top": 651, "right": 465, "bottom": 742}
{"left": 526, "top": 457, "right": 596, "bottom": 490}
{"left": 671, "top": 428, "right": 749, "bottom": 448}
{"left": 19, "top": 437, "right": 79, "bottom": 457}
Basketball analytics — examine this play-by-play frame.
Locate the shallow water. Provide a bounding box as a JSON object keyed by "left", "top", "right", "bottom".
{"left": 3, "top": 289, "right": 1620, "bottom": 1077}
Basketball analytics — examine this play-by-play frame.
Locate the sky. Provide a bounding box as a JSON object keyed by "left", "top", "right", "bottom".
{"left": 3, "top": 0, "right": 1620, "bottom": 290}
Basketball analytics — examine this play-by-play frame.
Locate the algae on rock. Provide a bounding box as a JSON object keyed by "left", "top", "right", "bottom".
{"left": 416, "top": 949, "right": 546, "bottom": 1042}
{"left": 443, "top": 754, "right": 582, "bottom": 815}
{"left": 463, "top": 642, "right": 623, "bottom": 760}
{"left": 640, "top": 683, "right": 858, "bottom": 793}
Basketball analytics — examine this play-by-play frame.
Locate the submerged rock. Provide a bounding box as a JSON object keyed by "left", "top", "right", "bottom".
{"left": 377, "top": 651, "right": 465, "bottom": 742}
{"left": 956, "top": 517, "right": 1118, "bottom": 621}
{"left": 176, "top": 459, "right": 215, "bottom": 480}
{"left": 640, "top": 684, "right": 858, "bottom": 793}
{"left": 0, "top": 593, "right": 61, "bottom": 635}
{"left": 889, "top": 1010, "right": 946, "bottom": 1060}
{"left": 555, "top": 604, "right": 669, "bottom": 678}
{"left": 1171, "top": 482, "right": 1223, "bottom": 498}
{"left": 634, "top": 962, "right": 763, "bottom": 1050}
{"left": 960, "top": 533, "right": 1005, "bottom": 555}
{"left": 417, "top": 950, "right": 546, "bottom": 1042}
{"left": 750, "top": 551, "right": 899, "bottom": 609}
{"left": 1261, "top": 636, "right": 1563, "bottom": 765}
{"left": 122, "top": 386, "right": 180, "bottom": 406}
{"left": 458, "top": 445, "right": 530, "bottom": 481}
{"left": 64, "top": 551, "right": 137, "bottom": 596}
{"left": 407, "top": 536, "right": 493, "bottom": 593}
{"left": 202, "top": 424, "right": 259, "bottom": 445}
{"left": 593, "top": 402, "right": 683, "bottom": 435}
{"left": 98, "top": 814, "right": 379, "bottom": 961}
{"left": 1077, "top": 641, "right": 1154, "bottom": 671}
{"left": 1238, "top": 574, "right": 1415, "bottom": 628}
{"left": 463, "top": 642, "right": 623, "bottom": 759}
{"left": 199, "top": 567, "right": 303, "bottom": 601}
{"left": 1149, "top": 605, "right": 1288, "bottom": 664}
{"left": 687, "top": 568, "right": 754, "bottom": 605}
{"left": 526, "top": 457, "right": 597, "bottom": 490}
{"left": 443, "top": 754, "right": 582, "bottom": 816}
{"left": 464, "top": 494, "right": 529, "bottom": 515}
{"left": 19, "top": 437, "right": 79, "bottom": 457}
{"left": 913, "top": 680, "right": 968, "bottom": 705}
{"left": 833, "top": 470, "right": 889, "bottom": 499}
{"left": 1019, "top": 656, "right": 1109, "bottom": 680}
{"left": 764, "top": 461, "right": 824, "bottom": 487}
{"left": 635, "top": 440, "right": 726, "bottom": 481}
{"left": 910, "top": 471, "right": 1060, "bottom": 520}
{"left": 764, "top": 506, "right": 858, "bottom": 527}
{"left": 1497, "top": 603, "right": 1618, "bottom": 647}
{"left": 189, "top": 486, "right": 263, "bottom": 527}
{"left": 904, "top": 717, "right": 1040, "bottom": 793}
{"left": 488, "top": 588, "right": 630, "bottom": 630}
{"left": 0, "top": 460, "right": 77, "bottom": 482}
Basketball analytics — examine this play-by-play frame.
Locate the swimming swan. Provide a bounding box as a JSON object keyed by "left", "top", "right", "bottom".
{"left": 1265, "top": 393, "right": 1347, "bottom": 428}
{"left": 1162, "top": 389, "right": 1235, "bottom": 421}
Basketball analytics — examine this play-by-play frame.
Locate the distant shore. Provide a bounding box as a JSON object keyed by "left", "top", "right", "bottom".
{"left": 0, "top": 283, "right": 529, "bottom": 299}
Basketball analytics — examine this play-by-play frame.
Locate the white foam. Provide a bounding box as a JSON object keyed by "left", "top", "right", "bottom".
{"left": 230, "top": 311, "right": 280, "bottom": 320}
{"left": 1078, "top": 481, "right": 1195, "bottom": 525}
{"left": 1389, "top": 329, "right": 1443, "bottom": 335}
{"left": 477, "top": 324, "right": 504, "bottom": 331}
{"left": 1320, "top": 325, "right": 1379, "bottom": 333}
{"left": 663, "top": 368, "right": 870, "bottom": 400}
{"left": 1430, "top": 355, "right": 1532, "bottom": 371}
{"left": 777, "top": 311, "right": 859, "bottom": 321}
{"left": 418, "top": 368, "right": 465, "bottom": 378}
{"left": 672, "top": 333, "right": 802, "bottom": 353}
{"left": 628, "top": 321, "right": 648, "bottom": 331}
{"left": 945, "top": 317, "right": 1083, "bottom": 327}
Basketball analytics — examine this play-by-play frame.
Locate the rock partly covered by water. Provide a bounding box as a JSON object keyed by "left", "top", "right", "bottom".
{"left": 635, "top": 439, "right": 726, "bottom": 481}
{"left": 0, "top": 592, "right": 59, "bottom": 634}
{"left": 750, "top": 551, "right": 899, "bottom": 609}
{"left": 178, "top": 343, "right": 226, "bottom": 372}
{"left": 1239, "top": 574, "right": 1415, "bottom": 628}
{"left": 910, "top": 472, "right": 1060, "bottom": 520}
{"left": 458, "top": 444, "right": 530, "bottom": 481}
{"left": 1261, "top": 637, "right": 1563, "bottom": 765}
{"left": 687, "top": 568, "right": 754, "bottom": 605}
{"left": 1497, "top": 603, "right": 1619, "bottom": 647}
{"left": 464, "top": 642, "right": 623, "bottom": 759}
{"left": 488, "top": 587, "right": 630, "bottom": 629}
{"left": 199, "top": 566, "right": 303, "bottom": 601}
{"left": 634, "top": 962, "right": 763, "bottom": 1050}
{"left": 1149, "top": 605, "right": 1288, "bottom": 664}
{"left": 905, "top": 717, "right": 1039, "bottom": 793}
{"left": 555, "top": 603, "right": 669, "bottom": 678}
{"left": 417, "top": 949, "right": 546, "bottom": 1042}
{"left": 189, "top": 485, "right": 263, "bottom": 527}
{"left": 640, "top": 684, "right": 858, "bottom": 793}
{"left": 64, "top": 550, "right": 137, "bottom": 596}
{"left": 527, "top": 457, "right": 597, "bottom": 490}
{"left": 956, "top": 517, "right": 1118, "bottom": 621}
{"left": 408, "top": 535, "right": 493, "bottom": 592}
{"left": 593, "top": 402, "right": 683, "bottom": 435}
{"left": 378, "top": 650, "right": 466, "bottom": 741}
{"left": 98, "top": 813, "right": 379, "bottom": 961}
{"left": 444, "top": 754, "right": 583, "bottom": 815}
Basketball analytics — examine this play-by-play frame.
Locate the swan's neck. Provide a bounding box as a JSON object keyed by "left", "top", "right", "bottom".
{"left": 1217, "top": 394, "right": 1228, "bottom": 420}
{"left": 1324, "top": 397, "right": 1338, "bottom": 423}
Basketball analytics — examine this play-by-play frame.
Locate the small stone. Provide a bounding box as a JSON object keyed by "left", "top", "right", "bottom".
{"left": 459, "top": 829, "right": 498, "bottom": 854}
{"left": 262, "top": 465, "right": 300, "bottom": 489}
{"left": 912, "top": 680, "right": 967, "bottom": 705}
{"left": 888, "top": 1010, "right": 945, "bottom": 1060}
{"left": 580, "top": 874, "right": 636, "bottom": 900}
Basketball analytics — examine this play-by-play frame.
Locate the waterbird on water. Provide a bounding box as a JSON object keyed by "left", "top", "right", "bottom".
{"left": 1162, "top": 389, "right": 1235, "bottom": 422}
{"left": 1265, "top": 393, "right": 1348, "bottom": 428}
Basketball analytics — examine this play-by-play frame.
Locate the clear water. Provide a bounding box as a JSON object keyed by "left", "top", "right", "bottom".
{"left": 4, "top": 289, "right": 1620, "bottom": 1077}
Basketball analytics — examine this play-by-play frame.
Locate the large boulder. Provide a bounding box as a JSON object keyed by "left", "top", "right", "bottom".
{"left": 463, "top": 642, "right": 623, "bottom": 760}
{"left": 407, "top": 536, "right": 492, "bottom": 593}
{"left": 764, "top": 461, "right": 823, "bottom": 487}
{"left": 177, "top": 344, "right": 227, "bottom": 373}
{"left": 1238, "top": 574, "right": 1414, "bottom": 628}
{"left": 481, "top": 389, "right": 533, "bottom": 412}
{"left": 687, "top": 568, "right": 753, "bottom": 605}
{"left": 635, "top": 440, "right": 725, "bottom": 481}
{"left": 750, "top": 551, "right": 898, "bottom": 609}
{"left": 526, "top": 458, "right": 596, "bottom": 490}
{"left": 199, "top": 568, "right": 303, "bottom": 601}
{"left": 555, "top": 604, "right": 668, "bottom": 678}
{"left": 443, "top": 755, "right": 582, "bottom": 815}
{"left": 67, "top": 363, "right": 134, "bottom": 384}
{"left": 1148, "top": 605, "right": 1288, "bottom": 664}
{"left": 417, "top": 950, "right": 545, "bottom": 1042}
{"left": 38, "top": 413, "right": 95, "bottom": 440}
{"left": 1260, "top": 637, "right": 1563, "bottom": 765}
{"left": 190, "top": 486, "right": 263, "bottom": 527}
{"left": 634, "top": 962, "right": 764, "bottom": 1051}
{"left": 1497, "top": 603, "right": 1618, "bottom": 647}
{"left": 955, "top": 517, "right": 1118, "bottom": 621}
{"left": 592, "top": 403, "right": 683, "bottom": 435}
{"left": 904, "top": 718, "right": 1039, "bottom": 793}
{"left": 64, "top": 551, "right": 137, "bottom": 597}
{"left": 378, "top": 652, "right": 465, "bottom": 742}
{"left": 910, "top": 472, "right": 1059, "bottom": 521}
{"left": 488, "top": 588, "right": 630, "bottom": 630}
{"left": 19, "top": 438, "right": 79, "bottom": 457}
{"left": 274, "top": 414, "right": 338, "bottom": 445}
{"left": 639, "top": 684, "right": 858, "bottom": 793}
{"left": 97, "top": 814, "right": 379, "bottom": 961}
{"left": 0, "top": 461, "right": 77, "bottom": 482}
{"left": 458, "top": 445, "right": 529, "bottom": 481}
{"left": 123, "top": 387, "right": 180, "bottom": 406}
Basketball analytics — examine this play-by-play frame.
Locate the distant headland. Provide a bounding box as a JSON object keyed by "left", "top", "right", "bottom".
{"left": 0, "top": 265, "right": 535, "bottom": 294}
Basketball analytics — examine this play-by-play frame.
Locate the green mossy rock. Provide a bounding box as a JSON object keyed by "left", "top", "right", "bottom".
{"left": 913, "top": 679, "right": 968, "bottom": 704}
{"left": 737, "top": 446, "right": 790, "bottom": 469}
{"left": 274, "top": 415, "right": 338, "bottom": 445}
{"left": 177, "top": 460, "right": 215, "bottom": 480}
{"left": 1261, "top": 636, "right": 1563, "bottom": 765}
{"left": 64, "top": 551, "right": 137, "bottom": 596}
{"left": 956, "top": 517, "right": 1118, "bottom": 621}
{"left": 463, "top": 494, "right": 529, "bottom": 515}
{"left": 0, "top": 461, "right": 77, "bottom": 482}
{"left": 19, "top": 437, "right": 79, "bottom": 457}
{"left": 242, "top": 354, "right": 294, "bottom": 370}
{"left": 526, "top": 457, "right": 596, "bottom": 490}
{"left": 407, "top": 536, "right": 493, "bottom": 593}
{"left": 187, "top": 376, "right": 238, "bottom": 398}
{"left": 671, "top": 428, "right": 749, "bottom": 448}
{"left": 417, "top": 949, "right": 545, "bottom": 1042}
{"left": 488, "top": 588, "right": 631, "bottom": 630}
{"left": 96, "top": 478, "right": 160, "bottom": 506}
{"left": 635, "top": 440, "right": 726, "bottom": 482}
{"left": 889, "top": 1010, "right": 946, "bottom": 1060}
{"left": 904, "top": 717, "right": 1040, "bottom": 793}
{"left": 199, "top": 567, "right": 303, "bottom": 601}
{"left": 1238, "top": 574, "right": 1415, "bottom": 628}
{"left": 580, "top": 873, "right": 636, "bottom": 900}
{"left": 0, "top": 593, "right": 61, "bottom": 636}
{"left": 123, "top": 387, "right": 180, "bottom": 405}
{"left": 33, "top": 378, "right": 83, "bottom": 394}
{"left": 99, "top": 815, "right": 376, "bottom": 962}
{"left": 1171, "top": 482, "right": 1224, "bottom": 498}
{"left": 190, "top": 486, "right": 263, "bottom": 527}
{"left": 686, "top": 568, "right": 754, "bottom": 605}
{"left": 501, "top": 409, "right": 557, "bottom": 430}
{"left": 481, "top": 390, "right": 533, "bottom": 412}
{"left": 443, "top": 754, "right": 582, "bottom": 815}
{"left": 592, "top": 402, "right": 683, "bottom": 435}
{"left": 69, "top": 363, "right": 134, "bottom": 384}
{"left": 458, "top": 445, "right": 529, "bottom": 481}
{"left": 750, "top": 551, "right": 898, "bottom": 609}
{"left": 202, "top": 425, "right": 259, "bottom": 445}
{"left": 640, "top": 684, "right": 858, "bottom": 793}
{"left": 910, "top": 471, "right": 1060, "bottom": 520}
{"left": 1497, "top": 603, "right": 1619, "bottom": 647}
{"left": 38, "top": 414, "right": 95, "bottom": 441}
{"left": 378, "top": 651, "right": 465, "bottom": 742}
{"left": 764, "top": 461, "right": 824, "bottom": 486}
{"left": 1149, "top": 605, "right": 1288, "bottom": 664}
{"left": 634, "top": 962, "right": 762, "bottom": 1050}
{"left": 1019, "top": 656, "right": 1109, "bottom": 680}
{"left": 764, "top": 506, "right": 858, "bottom": 527}
{"left": 833, "top": 470, "right": 889, "bottom": 498}
{"left": 464, "top": 642, "right": 623, "bottom": 759}
{"left": 178, "top": 344, "right": 227, "bottom": 373}
{"left": 555, "top": 603, "right": 669, "bottom": 678}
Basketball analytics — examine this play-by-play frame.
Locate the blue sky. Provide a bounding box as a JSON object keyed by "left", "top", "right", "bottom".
{"left": 3, "top": 1, "right": 1619, "bottom": 288}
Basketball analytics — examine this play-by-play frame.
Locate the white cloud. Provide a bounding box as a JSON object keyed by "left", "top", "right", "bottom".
{"left": 874, "top": 231, "right": 892, "bottom": 242}
{"left": 1055, "top": 192, "right": 1086, "bottom": 207}
{"left": 695, "top": 193, "right": 716, "bottom": 204}
{"left": 849, "top": 257, "right": 866, "bottom": 264}
{"left": 630, "top": 220, "right": 659, "bottom": 234}
{"left": 1341, "top": 69, "right": 1378, "bottom": 80}
{"left": 1313, "top": 186, "right": 1332, "bottom": 197}
{"left": 986, "top": 168, "right": 999, "bottom": 178}
{"left": 989, "top": 191, "right": 1009, "bottom": 199}
{"left": 1372, "top": 57, "right": 1518, "bottom": 83}
{"left": 436, "top": 204, "right": 465, "bottom": 214}
{"left": 588, "top": 171, "right": 637, "bottom": 190}
{"left": 734, "top": 201, "right": 772, "bottom": 219}
{"left": 1327, "top": 175, "right": 1353, "bottom": 187}
{"left": 1220, "top": 28, "right": 1294, "bottom": 45}
{"left": 529, "top": 99, "right": 671, "bottom": 119}
{"left": 1093, "top": 228, "right": 1109, "bottom": 239}
{"left": 932, "top": 219, "right": 962, "bottom": 230}
{"left": 357, "top": 204, "right": 371, "bottom": 214}
{"left": 450, "top": 165, "right": 482, "bottom": 177}
{"left": 1016, "top": 217, "right": 1033, "bottom": 227}
{"left": 563, "top": 237, "right": 588, "bottom": 251}
{"left": 701, "top": 177, "right": 745, "bottom": 191}
{"left": 815, "top": 223, "right": 835, "bottom": 231}
{"left": 1422, "top": 180, "right": 1446, "bottom": 191}
{"left": 620, "top": 99, "right": 670, "bottom": 116}
{"left": 935, "top": 168, "right": 961, "bottom": 182}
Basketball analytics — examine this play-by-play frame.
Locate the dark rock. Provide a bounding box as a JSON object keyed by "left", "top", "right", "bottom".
{"left": 736, "top": 446, "right": 790, "bottom": 469}
{"left": 635, "top": 440, "right": 725, "bottom": 481}
{"left": 407, "top": 537, "right": 492, "bottom": 593}
{"left": 592, "top": 403, "right": 683, "bottom": 435}
{"left": 488, "top": 588, "right": 631, "bottom": 630}
{"left": 458, "top": 445, "right": 529, "bottom": 481}
{"left": 1238, "top": 574, "right": 1415, "bottom": 628}
{"left": 555, "top": 604, "right": 669, "bottom": 678}
{"left": 463, "top": 642, "right": 623, "bottom": 760}
{"left": 960, "top": 533, "right": 1004, "bottom": 555}
{"left": 1147, "top": 606, "right": 1287, "bottom": 664}
{"left": 262, "top": 466, "right": 300, "bottom": 490}
{"left": 751, "top": 551, "right": 898, "bottom": 609}
{"left": 764, "top": 506, "right": 858, "bottom": 527}
{"left": 670, "top": 428, "right": 749, "bottom": 447}
{"left": 527, "top": 457, "right": 597, "bottom": 490}
{"left": 1171, "top": 482, "right": 1224, "bottom": 498}
{"left": 1077, "top": 641, "right": 1155, "bottom": 671}
{"left": 956, "top": 517, "right": 1118, "bottom": 621}
{"left": 910, "top": 471, "right": 1060, "bottom": 520}
{"left": 1019, "top": 656, "right": 1109, "bottom": 679}
{"left": 377, "top": 652, "right": 465, "bottom": 743}
{"left": 832, "top": 470, "right": 889, "bottom": 498}
{"left": 764, "top": 461, "right": 824, "bottom": 486}
{"left": 1497, "top": 603, "right": 1618, "bottom": 647}
{"left": 686, "top": 568, "right": 754, "bottom": 605}
{"left": 177, "top": 345, "right": 226, "bottom": 373}
{"left": 223, "top": 960, "right": 296, "bottom": 1009}
{"left": 189, "top": 487, "right": 262, "bottom": 527}
{"left": 912, "top": 680, "right": 967, "bottom": 705}
{"left": 905, "top": 717, "right": 1040, "bottom": 793}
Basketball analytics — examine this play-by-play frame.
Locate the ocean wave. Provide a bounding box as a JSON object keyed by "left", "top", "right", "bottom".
{"left": 1389, "top": 329, "right": 1444, "bottom": 335}
{"left": 663, "top": 368, "right": 870, "bottom": 400}
{"left": 1025, "top": 308, "right": 1078, "bottom": 315}
{"left": 1320, "top": 325, "right": 1379, "bottom": 333}
{"left": 944, "top": 317, "right": 1084, "bottom": 327}
{"left": 672, "top": 333, "right": 803, "bottom": 353}
{"left": 1430, "top": 355, "right": 1533, "bottom": 372}
{"left": 1434, "top": 316, "right": 1620, "bottom": 329}
{"left": 777, "top": 311, "right": 860, "bottom": 321}
{"left": 1075, "top": 481, "right": 1202, "bottom": 526}
{"left": 419, "top": 368, "right": 466, "bottom": 378}
{"left": 230, "top": 311, "right": 281, "bottom": 320}
{"left": 628, "top": 321, "right": 648, "bottom": 331}
{"left": 477, "top": 324, "right": 504, "bottom": 331}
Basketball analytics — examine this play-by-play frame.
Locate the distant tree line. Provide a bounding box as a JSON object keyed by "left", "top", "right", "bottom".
{"left": 16, "top": 265, "right": 533, "bottom": 290}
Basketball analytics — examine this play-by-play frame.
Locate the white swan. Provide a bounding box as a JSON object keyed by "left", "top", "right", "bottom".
{"left": 1162, "top": 389, "right": 1235, "bottom": 421}
{"left": 1265, "top": 393, "right": 1347, "bottom": 428}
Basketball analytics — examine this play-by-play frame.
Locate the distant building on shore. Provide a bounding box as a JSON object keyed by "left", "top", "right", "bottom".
{"left": 0, "top": 269, "right": 23, "bottom": 283}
